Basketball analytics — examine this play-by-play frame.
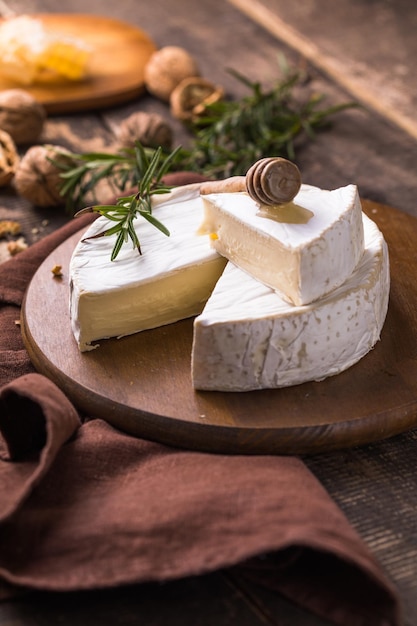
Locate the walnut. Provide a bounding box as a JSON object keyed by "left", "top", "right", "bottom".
{"left": 13, "top": 144, "right": 74, "bottom": 207}
{"left": 116, "top": 111, "right": 173, "bottom": 149}
{"left": 0, "top": 89, "right": 46, "bottom": 145}
{"left": 144, "top": 46, "right": 200, "bottom": 102}
{"left": 0, "top": 129, "right": 19, "bottom": 187}
{"left": 170, "top": 77, "right": 224, "bottom": 121}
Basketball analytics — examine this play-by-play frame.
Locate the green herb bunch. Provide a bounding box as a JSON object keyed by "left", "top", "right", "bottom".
{"left": 181, "top": 66, "right": 354, "bottom": 179}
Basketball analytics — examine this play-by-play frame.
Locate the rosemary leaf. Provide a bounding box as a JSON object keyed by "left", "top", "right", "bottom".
{"left": 111, "top": 230, "right": 127, "bottom": 261}
{"left": 78, "top": 142, "right": 179, "bottom": 260}
{"left": 139, "top": 211, "right": 171, "bottom": 236}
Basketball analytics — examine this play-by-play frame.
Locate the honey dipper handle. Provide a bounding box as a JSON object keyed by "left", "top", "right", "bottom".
{"left": 199, "top": 176, "right": 246, "bottom": 195}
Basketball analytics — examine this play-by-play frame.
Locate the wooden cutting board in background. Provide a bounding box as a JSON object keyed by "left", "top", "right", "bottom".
{"left": 0, "top": 14, "right": 156, "bottom": 114}
{"left": 21, "top": 200, "right": 417, "bottom": 455}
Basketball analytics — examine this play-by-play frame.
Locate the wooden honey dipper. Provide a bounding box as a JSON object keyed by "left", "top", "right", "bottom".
{"left": 199, "top": 157, "right": 302, "bottom": 205}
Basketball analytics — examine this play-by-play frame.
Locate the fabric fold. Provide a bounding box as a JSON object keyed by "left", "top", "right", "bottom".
{"left": 0, "top": 373, "right": 80, "bottom": 522}
{"left": 0, "top": 173, "right": 402, "bottom": 626}
{"left": 0, "top": 410, "right": 401, "bottom": 625}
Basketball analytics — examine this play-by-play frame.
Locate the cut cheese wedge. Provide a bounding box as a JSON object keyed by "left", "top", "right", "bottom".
{"left": 192, "top": 214, "right": 389, "bottom": 391}
{"left": 69, "top": 184, "right": 226, "bottom": 351}
{"left": 200, "top": 184, "right": 365, "bottom": 305}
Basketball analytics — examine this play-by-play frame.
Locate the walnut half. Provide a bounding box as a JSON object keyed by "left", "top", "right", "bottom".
{"left": 0, "top": 129, "right": 19, "bottom": 187}
{"left": 170, "top": 77, "right": 224, "bottom": 122}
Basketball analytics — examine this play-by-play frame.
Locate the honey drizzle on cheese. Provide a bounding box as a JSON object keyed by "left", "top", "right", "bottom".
{"left": 257, "top": 201, "right": 314, "bottom": 224}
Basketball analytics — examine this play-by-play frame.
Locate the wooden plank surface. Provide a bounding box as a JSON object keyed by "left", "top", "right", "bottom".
{"left": 0, "top": 573, "right": 332, "bottom": 626}
{"left": 229, "top": 0, "right": 417, "bottom": 141}
{"left": 1, "top": 0, "right": 417, "bottom": 624}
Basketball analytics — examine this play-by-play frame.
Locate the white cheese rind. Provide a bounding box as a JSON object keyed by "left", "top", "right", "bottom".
{"left": 191, "top": 214, "right": 389, "bottom": 391}
{"left": 201, "top": 184, "right": 365, "bottom": 305}
{"left": 69, "top": 184, "right": 226, "bottom": 351}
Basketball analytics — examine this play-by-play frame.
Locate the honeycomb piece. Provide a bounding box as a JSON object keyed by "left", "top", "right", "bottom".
{"left": 0, "top": 15, "right": 91, "bottom": 85}
{"left": 36, "top": 38, "right": 90, "bottom": 80}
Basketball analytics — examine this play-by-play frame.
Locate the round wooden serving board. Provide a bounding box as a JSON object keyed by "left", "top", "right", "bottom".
{"left": 21, "top": 200, "right": 417, "bottom": 455}
{"left": 0, "top": 14, "right": 156, "bottom": 114}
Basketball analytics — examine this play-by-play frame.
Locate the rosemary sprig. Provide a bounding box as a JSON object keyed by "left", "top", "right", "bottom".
{"left": 53, "top": 144, "right": 174, "bottom": 215}
{"left": 179, "top": 65, "right": 357, "bottom": 178}
{"left": 75, "top": 143, "right": 181, "bottom": 261}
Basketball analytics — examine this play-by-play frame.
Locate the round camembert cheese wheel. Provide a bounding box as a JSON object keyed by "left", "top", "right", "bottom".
{"left": 191, "top": 214, "right": 389, "bottom": 391}
{"left": 69, "top": 181, "right": 389, "bottom": 395}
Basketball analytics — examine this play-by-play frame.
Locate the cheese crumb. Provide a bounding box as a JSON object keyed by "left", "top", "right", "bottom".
{"left": 0, "top": 220, "right": 21, "bottom": 238}
{"left": 7, "top": 238, "right": 27, "bottom": 256}
{"left": 51, "top": 264, "right": 63, "bottom": 277}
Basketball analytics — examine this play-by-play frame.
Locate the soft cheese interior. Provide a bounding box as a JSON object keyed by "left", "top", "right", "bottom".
{"left": 192, "top": 214, "right": 389, "bottom": 391}
{"left": 69, "top": 184, "right": 227, "bottom": 351}
{"left": 200, "top": 184, "right": 365, "bottom": 306}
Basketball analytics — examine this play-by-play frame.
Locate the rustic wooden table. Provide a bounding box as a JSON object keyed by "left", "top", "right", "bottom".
{"left": 1, "top": 1, "right": 417, "bottom": 625}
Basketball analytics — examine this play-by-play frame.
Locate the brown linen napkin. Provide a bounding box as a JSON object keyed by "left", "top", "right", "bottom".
{"left": 0, "top": 173, "right": 401, "bottom": 626}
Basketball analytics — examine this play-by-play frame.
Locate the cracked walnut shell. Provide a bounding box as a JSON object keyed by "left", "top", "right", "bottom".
{"left": 0, "top": 129, "right": 19, "bottom": 187}
{"left": 170, "top": 77, "right": 224, "bottom": 121}
{"left": 0, "top": 89, "right": 46, "bottom": 145}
